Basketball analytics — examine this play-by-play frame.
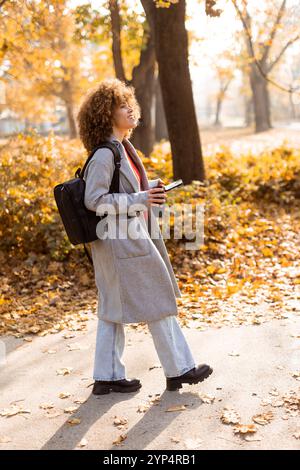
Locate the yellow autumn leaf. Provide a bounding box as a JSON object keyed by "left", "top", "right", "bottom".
{"left": 165, "top": 405, "right": 187, "bottom": 412}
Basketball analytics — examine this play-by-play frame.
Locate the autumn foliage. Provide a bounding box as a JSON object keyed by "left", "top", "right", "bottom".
{"left": 0, "top": 134, "right": 299, "bottom": 336}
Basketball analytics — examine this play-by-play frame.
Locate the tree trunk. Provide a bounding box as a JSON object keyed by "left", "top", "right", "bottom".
{"left": 108, "top": 0, "right": 155, "bottom": 155}
{"left": 65, "top": 100, "right": 77, "bottom": 139}
{"left": 155, "top": 72, "right": 168, "bottom": 141}
{"left": 289, "top": 92, "right": 297, "bottom": 120}
{"left": 244, "top": 95, "right": 253, "bottom": 127}
{"left": 60, "top": 70, "right": 77, "bottom": 139}
{"left": 141, "top": 0, "right": 204, "bottom": 183}
{"left": 130, "top": 29, "right": 156, "bottom": 156}
{"left": 214, "top": 97, "right": 222, "bottom": 127}
{"left": 131, "top": 59, "right": 155, "bottom": 155}
{"left": 249, "top": 67, "right": 272, "bottom": 133}
{"left": 109, "top": 0, "right": 126, "bottom": 82}
{"left": 61, "top": 82, "right": 77, "bottom": 139}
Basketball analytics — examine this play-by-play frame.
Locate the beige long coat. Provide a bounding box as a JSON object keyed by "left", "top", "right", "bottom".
{"left": 83, "top": 134, "right": 181, "bottom": 324}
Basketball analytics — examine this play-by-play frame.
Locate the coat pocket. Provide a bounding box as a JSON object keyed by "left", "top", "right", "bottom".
{"left": 112, "top": 217, "right": 151, "bottom": 259}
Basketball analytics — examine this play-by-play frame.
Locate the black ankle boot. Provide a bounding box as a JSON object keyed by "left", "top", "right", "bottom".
{"left": 166, "top": 364, "right": 213, "bottom": 391}
{"left": 92, "top": 378, "right": 142, "bottom": 395}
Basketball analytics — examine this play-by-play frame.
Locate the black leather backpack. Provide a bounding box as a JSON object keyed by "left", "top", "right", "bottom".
{"left": 53, "top": 142, "right": 121, "bottom": 265}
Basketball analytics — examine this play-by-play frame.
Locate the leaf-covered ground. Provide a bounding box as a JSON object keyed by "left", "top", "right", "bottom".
{"left": 0, "top": 130, "right": 299, "bottom": 337}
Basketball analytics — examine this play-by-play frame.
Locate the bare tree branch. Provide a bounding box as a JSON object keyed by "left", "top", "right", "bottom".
{"left": 231, "top": 0, "right": 300, "bottom": 97}
{"left": 261, "top": 0, "right": 286, "bottom": 65}
{"left": 232, "top": 0, "right": 255, "bottom": 61}
{"left": 267, "top": 34, "right": 300, "bottom": 72}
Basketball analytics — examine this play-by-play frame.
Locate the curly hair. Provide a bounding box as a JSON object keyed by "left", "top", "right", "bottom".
{"left": 76, "top": 78, "right": 141, "bottom": 153}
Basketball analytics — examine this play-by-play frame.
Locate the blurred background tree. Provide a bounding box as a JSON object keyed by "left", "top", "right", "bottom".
{"left": 0, "top": 0, "right": 300, "bottom": 180}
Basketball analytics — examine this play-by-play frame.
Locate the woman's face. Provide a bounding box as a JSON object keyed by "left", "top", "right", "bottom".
{"left": 112, "top": 101, "right": 137, "bottom": 131}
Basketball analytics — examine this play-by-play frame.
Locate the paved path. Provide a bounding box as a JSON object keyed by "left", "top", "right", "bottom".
{"left": 0, "top": 315, "right": 299, "bottom": 450}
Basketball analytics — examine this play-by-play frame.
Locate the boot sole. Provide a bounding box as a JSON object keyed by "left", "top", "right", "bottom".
{"left": 166, "top": 366, "right": 213, "bottom": 391}
{"left": 92, "top": 383, "right": 142, "bottom": 395}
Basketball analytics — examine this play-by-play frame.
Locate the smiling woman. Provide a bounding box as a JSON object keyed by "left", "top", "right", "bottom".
{"left": 77, "top": 79, "right": 140, "bottom": 153}
{"left": 76, "top": 78, "right": 213, "bottom": 395}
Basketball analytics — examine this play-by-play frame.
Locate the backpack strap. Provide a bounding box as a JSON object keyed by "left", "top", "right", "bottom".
{"left": 76, "top": 142, "right": 122, "bottom": 265}
{"left": 75, "top": 142, "right": 121, "bottom": 192}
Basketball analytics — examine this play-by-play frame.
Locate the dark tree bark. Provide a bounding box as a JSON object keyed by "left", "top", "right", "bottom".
{"left": 141, "top": 0, "right": 205, "bottom": 183}
{"left": 108, "top": 0, "right": 156, "bottom": 155}
{"left": 130, "top": 29, "right": 156, "bottom": 154}
{"left": 249, "top": 68, "right": 271, "bottom": 132}
{"left": 155, "top": 72, "right": 168, "bottom": 141}
{"left": 108, "top": 0, "right": 126, "bottom": 82}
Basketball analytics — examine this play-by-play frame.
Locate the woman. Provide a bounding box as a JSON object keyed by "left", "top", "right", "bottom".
{"left": 77, "top": 78, "right": 213, "bottom": 394}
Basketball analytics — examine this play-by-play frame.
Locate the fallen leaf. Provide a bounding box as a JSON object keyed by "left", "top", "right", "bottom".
{"left": 67, "top": 417, "right": 81, "bottom": 425}
{"left": 113, "top": 434, "right": 127, "bottom": 446}
{"left": 291, "top": 371, "right": 300, "bottom": 380}
{"left": 113, "top": 416, "right": 128, "bottom": 426}
{"left": 221, "top": 407, "right": 240, "bottom": 424}
{"left": 252, "top": 411, "right": 274, "bottom": 425}
{"left": 198, "top": 392, "right": 215, "bottom": 404}
{"left": 271, "top": 399, "right": 284, "bottom": 407}
{"left": 233, "top": 423, "right": 257, "bottom": 434}
{"left": 56, "top": 367, "right": 73, "bottom": 376}
{"left": 39, "top": 403, "right": 55, "bottom": 410}
{"left": 165, "top": 405, "right": 187, "bottom": 412}
{"left": 0, "top": 406, "right": 31, "bottom": 417}
{"left": 64, "top": 406, "right": 79, "bottom": 414}
{"left": 137, "top": 404, "right": 150, "bottom": 413}
{"left": 149, "top": 396, "right": 161, "bottom": 405}
{"left": 58, "top": 392, "right": 71, "bottom": 399}
{"left": 73, "top": 397, "right": 87, "bottom": 404}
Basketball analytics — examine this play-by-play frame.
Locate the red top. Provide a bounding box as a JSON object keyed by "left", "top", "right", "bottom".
{"left": 123, "top": 147, "right": 148, "bottom": 222}
{"left": 124, "top": 148, "right": 141, "bottom": 187}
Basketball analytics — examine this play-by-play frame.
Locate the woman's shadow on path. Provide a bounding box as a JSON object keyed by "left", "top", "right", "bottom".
{"left": 41, "top": 388, "right": 203, "bottom": 450}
